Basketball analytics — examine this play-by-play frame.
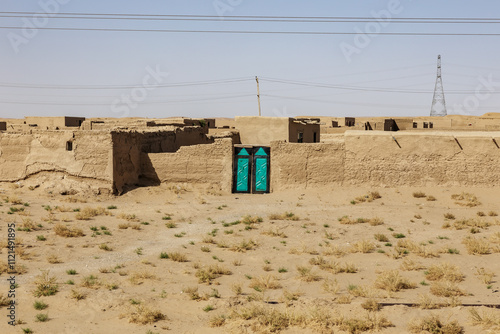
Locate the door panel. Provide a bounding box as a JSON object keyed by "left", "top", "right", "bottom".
{"left": 236, "top": 158, "right": 250, "bottom": 192}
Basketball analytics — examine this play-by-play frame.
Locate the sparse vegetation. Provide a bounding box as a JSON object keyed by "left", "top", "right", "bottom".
{"left": 408, "top": 314, "right": 463, "bottom": 334}
{"left": 53, "top": 224, "right": 84, "bottom": 237}
{"left": 374, "top": 270, "right": 416, "bottom": 292}
{"left": 452, "top": 192, "right": 481, "bottom": 207}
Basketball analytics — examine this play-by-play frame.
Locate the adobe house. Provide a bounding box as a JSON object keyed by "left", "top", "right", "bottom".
{"left": 234, "top": 116, "right": 320, "bottom": 145}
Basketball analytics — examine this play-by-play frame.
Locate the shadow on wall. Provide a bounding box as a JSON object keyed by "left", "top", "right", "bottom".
{"left": 137, "top": 154, "right": 161, "bottom": 189}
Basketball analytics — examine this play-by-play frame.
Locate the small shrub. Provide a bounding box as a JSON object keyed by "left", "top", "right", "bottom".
{"left": 53, "top": 224, "right": 84, "bottom": 238}
{"left": 33, "top": 301, "right": 48, "bottom": 310}
{"left": 35, "top": 313, "right": 49, "bottom": 322}
{"left": 127, "top": 305, "right": 166, "bottom": 325}
{"left": 430, "top": 282, "right": 467, "bottom": 297}
{"left": 408, "top": 314, "right": 463, "bottom": 334}
{"left": 425, "top": 263, "right": 465, "bottom": 282}
{"left": 66, "top": 269, "right": 77, "bottom": 275}
{"left": 33, "top": 271, "right": 58, "bottom": 297}
{"left": 374, "top": 270, "right": 416, "bottom": 292}
{"left": 169, "top": 252, "right": 188, "bottom": 262}
{"left": 462, "top": 237, "right": 491, "bottom": 255}
{"left": 452, "top": 192, "right": 481, "bottom": 207}
{"left": 413, "top": 191, "right": 426, "bottom": 198}
{"left": 99, "top": 244, "right": 113, "bottom": 251}
{"left": 374, "top": 234, "right": 389, "bottom": 242}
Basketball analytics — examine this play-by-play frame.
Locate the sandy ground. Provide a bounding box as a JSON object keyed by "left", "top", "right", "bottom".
{"left": 0, "top": 183, "right": 499, "bottom": 334}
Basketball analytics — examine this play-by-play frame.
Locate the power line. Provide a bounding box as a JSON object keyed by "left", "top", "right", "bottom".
{"left": 0, "top": 78, "right": 252, "bottom": 90}
{"left": 1, "top": 26, "right": 500, "bottom": 36}
{"left": 260, "top": 77, "right": 500, "bottom": 94}
{"left": 2, "top": 12, "right": 500, "bottom": 22}
{"left": 3, "top": 13, "right": 500, "bottom": 24}
{"left": 0, "top": 93, "right": 255, "bottom": 105}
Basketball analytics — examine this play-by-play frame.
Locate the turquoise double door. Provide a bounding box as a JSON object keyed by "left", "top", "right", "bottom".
{"left": 233, "top": 147, "right": 270, "bottom": 194}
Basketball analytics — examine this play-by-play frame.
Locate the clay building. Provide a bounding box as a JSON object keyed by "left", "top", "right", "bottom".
{"left": 234, "top": 116, "right": 320, "bottom": 145}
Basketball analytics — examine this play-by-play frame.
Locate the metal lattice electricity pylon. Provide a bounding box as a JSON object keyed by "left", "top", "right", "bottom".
{"left": 430, "top": 55, "right": 447, "bottom": 117}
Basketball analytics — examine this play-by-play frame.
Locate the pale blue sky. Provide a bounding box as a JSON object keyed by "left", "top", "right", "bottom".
{"left": 1, "top": 0, "right": 499, "bottom": 119}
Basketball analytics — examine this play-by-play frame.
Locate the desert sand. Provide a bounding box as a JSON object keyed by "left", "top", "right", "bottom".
{"left": 0, "top": 183, "right": 499, "bottom": 334}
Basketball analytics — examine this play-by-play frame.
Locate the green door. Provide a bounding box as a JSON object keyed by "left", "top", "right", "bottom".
{"left": 234, "top": 148, "right": 251, "bottom": 193}
{"left": 253, "top": 147, "right": 270, "bottom": 193}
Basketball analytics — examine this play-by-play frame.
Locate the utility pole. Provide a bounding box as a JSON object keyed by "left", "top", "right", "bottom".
{"left": 255, "top": 76, "right": 262, "bottom": 116}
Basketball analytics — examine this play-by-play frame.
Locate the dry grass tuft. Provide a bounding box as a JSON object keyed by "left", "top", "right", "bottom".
{"left": 444, "top": 213, "right": 456, "bottom": 220}
{"left": 230, "top": 239, "right": 258, "bottom": 252}
{"left": 129, "top": 271, "right": 156, "bottom": 285}
{"left": 475, "top": 268, "right": 495, "bottom": 284}
{"left": 462, "top": 237, "right": 491, "bottom": 255}
{"left": 451, "top": 192, "right": 481, "bottom": 207}
{"left": 413, "top": 191, "right": 427, "bottom": 198}
{"left": 425, "top": 263, "right": 465, "bottom": 282}
{"left": 296, "top": 266, "right": 321, "bottom": 282}
{"left": 469, "top": 307, "right": 500, "bottom": 331}
{"left": 53, "top": 224, "right": 84, "bottom": 238}
{"left": 361, "top": 299, "right": 380, "bottom": 312}
{"left": 0, "top": 294, "right": 11, "bottom": 307}
{"left": 261, "top": 228, "right": 287, "bottom": 238}
{"left": 322, "top": 244, "right": 347, "bottom": 257}
{"left": 408, "top": 314, "right": 463, "bottom": 334}
{"left": 430, "top": 282, "right": 467, "bottom": 297}
{"left": 268, "top": 212, "right": 299, "bottom": 221}
{"left": 338, "top": 216, "right": 383, "bottom": 226}
{"left": 350, "top": 240, "right": 376, "bottom": 253}
{"left": 418, "top": 294, "right": 441, "bottom": 309}
{"left": 309, "top": 257, "right": 358, "bottom": 274}
{"left": 168, "top": 252, "right": 188, "bottom": 262}
{"left": 396, "top": 239, "right": 439, "bottom": 258}
{"left": 353, "top": 191, "right": 382, "bottom": 204}
{"left": 195, "top": 264, "right": 232, "bottom": 284}
{"left": 126, "top": 305, "right": 166, "bottom": 324}
{"left": 249, "top": 275, "right": 282, "bottom": 290}
{"left": 374, "top": 270, "right": 416, "bottom": 292}
{"left": 117, "top": 213, "right": 140, "bottom": 222}
{"left": 75, "top": 207, "right": 110, "bottom": 220}
{"left": 447, "top": 218, "right": 490, "bottom": 231}
{"left": 400, "top": 258, "right": 425, "bottom": 271}
{"left": 33, "top": 271, "right": 58, "bottom": 297}
{"left": 46, "top": 254, "right": 62, "bottom": 264}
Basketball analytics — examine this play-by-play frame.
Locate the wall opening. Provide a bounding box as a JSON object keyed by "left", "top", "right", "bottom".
{"left": 298, "top": 132, "right": 304, "bottom": 143}
{"left": 313, "top": 132, "right": 317, "bottom": 143}
{"left": 429, "top": 122, "right": 434, "bottom": 129}
{"left": 413, "top": 122, "right": 418, "bottom": 129}
{"left": 423, "top": 122, "right": 429, "bottom": 129}
{"left": 66, "top": 141, "right": 73, "bottom": 151}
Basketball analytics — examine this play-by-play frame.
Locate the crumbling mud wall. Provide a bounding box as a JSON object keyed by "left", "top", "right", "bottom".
{"left": 142, "top": 138, "right": 233, "bottom": 192}
{"left": 270, "top": 131, "right": 500, "bottom": 190}
{"left": 270, "top": 140, "right": 345, "bottom": 191}
{"left": 112, "top": 127, "right": 214, "bottom": 193}
{"left": 0, "top": 131, "right": 114, "bottom": 191}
